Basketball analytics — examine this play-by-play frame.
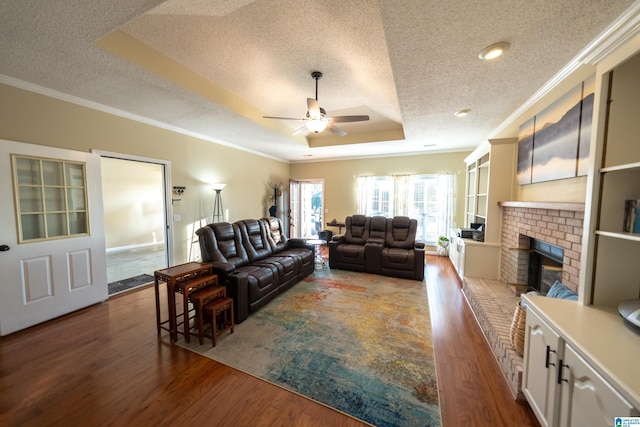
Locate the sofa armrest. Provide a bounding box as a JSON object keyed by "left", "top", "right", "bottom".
{"left": 210, "top": 261, "right": 236, "bottom": 274}
{"left": 364, "top": 240, "right": 384, "bottom": 274}
{"left": 330, "top": 234, "right": 345, "bottom": 244}
{"left": 414, "top": 240, "right": 425, "bottom": 250}
{"left": 288, "top": 238, "right": 307, "bottom": 246}
{"left": 224, "top": 271, "right": 249, "bottom": 323}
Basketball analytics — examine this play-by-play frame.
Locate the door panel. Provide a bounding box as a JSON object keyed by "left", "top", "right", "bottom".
{"left": 0, "top": 139, "right": 107, "bottom": 336}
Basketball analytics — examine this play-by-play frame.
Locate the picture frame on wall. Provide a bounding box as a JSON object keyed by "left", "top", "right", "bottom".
{"left": 577, "top": 74, "right": 595, "bottom": 177}
{"left": 531, "top": 82, "right": 583, "bottom": 183}
{"left": 516, "top": 76, "right": 595, "bottom": 185}
{"left": 517, "top": 116, "right": 535, "bottom": 185}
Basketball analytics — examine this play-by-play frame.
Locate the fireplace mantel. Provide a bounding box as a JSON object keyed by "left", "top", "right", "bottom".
{"left": 498, "top": 201, "right": 585, "bottom": 212}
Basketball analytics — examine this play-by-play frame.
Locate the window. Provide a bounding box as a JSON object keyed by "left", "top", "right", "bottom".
{"left": 12, "top": 155, "right": 89, "bottom": 242}
{"left": 357, "top": 174, "right": 455, "bottom": 243}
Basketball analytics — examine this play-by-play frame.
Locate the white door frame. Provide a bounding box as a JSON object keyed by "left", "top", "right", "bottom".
{"left": 93, "top": 150, "right": 174, "bottom": 267}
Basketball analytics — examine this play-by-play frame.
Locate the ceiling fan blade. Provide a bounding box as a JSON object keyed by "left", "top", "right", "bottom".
{"left": 292, "top": 124, "right": 310, "bottom": 136}
{"left": 307, "top": 98, "right": 321, "bottom": 119}
{"left": 326, "top": 124, "right": 347, "bottom": 137}
{"left": 328, "top": 115, "right": 370, "bottom": 123}
{"left": 263, "top": 116, "right": 304, "bottom": 121}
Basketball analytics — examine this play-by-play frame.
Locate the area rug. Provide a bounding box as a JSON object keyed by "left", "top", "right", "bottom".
{"left": 178, "top": 268, "right": 441, "bottom": 427}
{"left": 107, "top": 274, "right": 154, "bottom": 295}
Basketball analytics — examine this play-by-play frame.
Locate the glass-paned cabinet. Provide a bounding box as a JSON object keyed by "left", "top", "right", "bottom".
{"left": 12, "top": 155, "right": 89, "bottom": 242}
{"left": 465, "top": 152, "right": 490, "bottom": 227}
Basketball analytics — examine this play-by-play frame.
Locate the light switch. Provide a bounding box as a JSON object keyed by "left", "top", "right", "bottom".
{"left": 173, "top": 214, "right": 181, "bottom": 222}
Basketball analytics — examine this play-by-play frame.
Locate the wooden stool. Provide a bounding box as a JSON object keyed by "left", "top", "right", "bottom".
{"left": 204, "top": 297, "right": 234, "bottom": 347}
{"left": 188, "top": 285, "right": 226, "bottom": 344}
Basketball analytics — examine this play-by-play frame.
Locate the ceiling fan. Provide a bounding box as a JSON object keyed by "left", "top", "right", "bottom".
{"left": 263, "top": 71, "right": 369, "bottom": 136}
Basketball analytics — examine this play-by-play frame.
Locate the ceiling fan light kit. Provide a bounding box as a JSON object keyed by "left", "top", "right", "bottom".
{"left": 263, "top": 71, "right": 369, "bottom": 136}
{"left": 479, "top": 42, "right": 510, "bottom": 60}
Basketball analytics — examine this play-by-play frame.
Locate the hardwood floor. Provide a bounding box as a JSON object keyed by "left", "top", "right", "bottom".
{"left": 0, "top": 255, "right": 538, "bottom": 426}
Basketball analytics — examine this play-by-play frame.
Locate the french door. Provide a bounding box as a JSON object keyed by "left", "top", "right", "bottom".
{"left": 289, "top": 179, "right": 324, "bottom": 238}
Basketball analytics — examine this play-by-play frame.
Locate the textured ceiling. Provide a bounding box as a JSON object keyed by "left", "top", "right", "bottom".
{"left": 0, "top": 0, "right": 638, "bottom": 162}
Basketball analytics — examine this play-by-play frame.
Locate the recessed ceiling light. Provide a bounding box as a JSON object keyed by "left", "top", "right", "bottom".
{"left": 479, "top": 42, "right": 510, "bottom": 60}
{"left": 454, "top": 109, "right": 470, "bottom": 117}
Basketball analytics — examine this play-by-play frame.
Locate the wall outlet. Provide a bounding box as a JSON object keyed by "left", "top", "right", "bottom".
{"left": 173, "top": 214, "right": 181, "bottom": 222}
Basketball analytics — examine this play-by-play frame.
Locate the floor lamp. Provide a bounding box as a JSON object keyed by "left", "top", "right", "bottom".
{"left": 212, "top": 183, "right": 226, "bottom": 223}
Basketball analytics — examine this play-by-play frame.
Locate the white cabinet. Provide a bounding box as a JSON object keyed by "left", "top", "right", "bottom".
{"left": 522, "top": 296, "right": 640, "bottom": 427}
{"left": 448, "top": 232, "right": 501, "bottom": 281}
{"left": 523, "top": 308, "right": 562, "bottom": 427}
{"left": 558, "top": 344, "right": 637, "bottom": 426}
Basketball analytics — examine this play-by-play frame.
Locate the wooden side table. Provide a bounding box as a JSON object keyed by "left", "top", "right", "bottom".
{"left": 189, "top": 285, "right": 226, "bottom": 345}
{"left": 204, "top": 297, "right": 234, "bottom": 347}
{"left": 154, "top": 262, "right": 214, "bottom": 343}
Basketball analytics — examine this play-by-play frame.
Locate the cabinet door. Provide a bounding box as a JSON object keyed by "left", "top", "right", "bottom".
{"left": 558, "top": 344, "right": 638, "bottom": 426}
{"left": 523, "top": 309, "right": 562, "bottom": 427}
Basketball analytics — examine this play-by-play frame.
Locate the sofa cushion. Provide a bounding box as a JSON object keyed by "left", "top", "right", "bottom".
{"left": 385, "top": 216, "right": 417, "bottom": 249}
{"left": 237, "top": 219, "right": 272, "bottom": 262}
{"left": 344, "top": 215, "right": 370, "bottom": 244}
{"left": 369, "top": 216, "right": 387, "bottom": 240}
{"left": 197, "top": 222, "right": 249, "bottom": 268}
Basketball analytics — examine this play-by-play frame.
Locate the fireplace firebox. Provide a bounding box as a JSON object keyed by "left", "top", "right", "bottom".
{"left": 528, "top": 238, "right": 564, "bottom": 294}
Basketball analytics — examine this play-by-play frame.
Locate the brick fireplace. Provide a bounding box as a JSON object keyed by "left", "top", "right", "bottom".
{"left": 499, "top": 202, "right": 585, "bottom": 293}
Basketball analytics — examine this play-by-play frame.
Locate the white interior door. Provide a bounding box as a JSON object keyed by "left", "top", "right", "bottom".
{"left": 0, "top": 140, "right": 107, "bottom": 336}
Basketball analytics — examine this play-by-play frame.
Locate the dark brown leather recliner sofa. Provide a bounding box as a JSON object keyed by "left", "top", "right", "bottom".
{"left": 196, "top": 217, "right": 314, "bottom": 323}
{"left": 328, "top": 215, "right": 425, "bottom": 281}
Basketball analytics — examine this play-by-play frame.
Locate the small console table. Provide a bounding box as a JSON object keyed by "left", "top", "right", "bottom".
{"left": 326, "top": 222, "right": 345, "bottom": 234}
{"left": 154, "top": 262, "right": 216, "bottom": 343}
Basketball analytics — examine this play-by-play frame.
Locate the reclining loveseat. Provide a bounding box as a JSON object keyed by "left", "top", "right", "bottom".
{"left": 328, "top": 215, "right": 425, "bottom": 280}
{"left": 196, "top": 217, "right": 314, "bottom": 323}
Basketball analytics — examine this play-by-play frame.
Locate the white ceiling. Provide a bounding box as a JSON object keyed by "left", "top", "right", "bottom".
{"left": 0, "top": 0, "right": 638, "bottom": 162}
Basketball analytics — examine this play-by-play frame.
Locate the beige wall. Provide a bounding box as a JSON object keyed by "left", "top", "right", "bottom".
{"left": 101, "top": 157, "right": 166, "bottom": 249}
{"left": 0, "top": 83, "right": 290, "bottom": 263}
{"left": 290, "top": 151, "right": 470, "bottom": 230}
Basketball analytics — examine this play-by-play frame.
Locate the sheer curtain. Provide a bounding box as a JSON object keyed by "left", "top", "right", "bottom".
{"left": 392, "top": 174, "right": 415, "bottom": 216}
{"left": 434, "top": 174, "right": 455, "bottom": 241}
{"left": 356, "top": 174, "right": 455, "bottom": 243}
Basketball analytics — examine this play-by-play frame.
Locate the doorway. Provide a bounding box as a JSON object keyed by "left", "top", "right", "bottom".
{"left": 99, "top": 154, "right": 171, "bottom": 295}
{"left": 289, "top": 179, "right": 324, "bottom": 238}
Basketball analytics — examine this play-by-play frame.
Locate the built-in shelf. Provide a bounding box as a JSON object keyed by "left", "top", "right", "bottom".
{"left": 498, "top": 201, "right": 585, "bottom": 212}
{"left": 595, "top": 230, "right": 640, "bottom": 242}
{"left": 600, "top": 161, "right": 640, "bottom": 173}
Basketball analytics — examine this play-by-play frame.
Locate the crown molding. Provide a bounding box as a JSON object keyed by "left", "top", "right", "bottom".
{"left": 0, "top": 74, "right": 287, "bottom": 163}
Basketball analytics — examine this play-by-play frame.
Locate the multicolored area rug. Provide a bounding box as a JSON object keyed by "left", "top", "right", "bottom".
{"left": 178, "top": 268, "right": 441, "bottom": 427}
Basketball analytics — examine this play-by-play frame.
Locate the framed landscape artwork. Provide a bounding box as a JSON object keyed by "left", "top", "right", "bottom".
{"left": 517, "top": 77, "right": 595, "bottom": 185}
{"left": 517, "top": 116, "right": 535, "bottom": 185}
{"left": 577, "top": 74, "right": 595, "bottom": 176}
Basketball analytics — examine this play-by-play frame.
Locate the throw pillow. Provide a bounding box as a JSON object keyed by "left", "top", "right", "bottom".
{"left": 546, "top": 280, "right": 578, "bottom": 301}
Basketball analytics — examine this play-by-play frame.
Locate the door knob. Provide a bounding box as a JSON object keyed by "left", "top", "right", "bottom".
{"left": 0, "top": 245, "right": 10, "bottom": 251}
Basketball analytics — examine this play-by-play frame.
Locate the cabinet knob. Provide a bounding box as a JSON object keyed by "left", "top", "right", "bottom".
{"left": 0, "top": 244, "right": 9, "bottom": 252}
